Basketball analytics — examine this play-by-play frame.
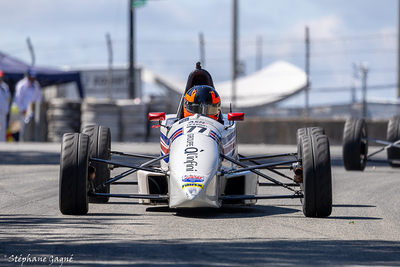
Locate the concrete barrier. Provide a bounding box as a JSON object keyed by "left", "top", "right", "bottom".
{"left": 236, "top": 118, "right": 388, "bottom": 146}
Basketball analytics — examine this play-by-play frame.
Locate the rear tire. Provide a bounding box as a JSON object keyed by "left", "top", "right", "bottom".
{"left": 59, "top": 133, "right": 90, "bottom": 215}
{"left": 386, "top": 116, "right": 400, "bottom": 167}
{"left": 342, "top": 118, "right": 368, "bottom": 171}
{"left": 82, "top": 125, "right": 111, "bottom": 203}
{"left": 300, "top": 135, "right": 332, "bottom": 217}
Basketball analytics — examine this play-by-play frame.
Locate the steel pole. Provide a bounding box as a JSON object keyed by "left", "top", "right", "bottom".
{"left": 26, "top": 37, "right": 35, "bottom": 66}
{"left": 256, "top": 35, "right": 262, "bottom": 71}
{"left": 231, "top": 0, "right": 238, "bottom": 106}
{"left": 128, "top": 0, "right": 135, "bottom": 99}
{"left": 361, "top": 66, "right": 369, "bottom": 118}
{"left": 305, "top": 27, "right": 310, "bottom": 118}
{"left": 106, "top": 33, "right": 113, "bottom": 100}
{"left": 398, "top": 0, "right": 400, "bottom": 98}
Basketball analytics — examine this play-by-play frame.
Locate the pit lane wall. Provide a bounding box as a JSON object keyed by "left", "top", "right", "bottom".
{"left": 236, "top": 118, "right": 388, "bottom": 146}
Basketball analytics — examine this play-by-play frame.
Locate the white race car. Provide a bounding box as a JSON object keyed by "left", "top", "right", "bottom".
{"left": 59, "top": 63, "right": 332, "bottom": 217}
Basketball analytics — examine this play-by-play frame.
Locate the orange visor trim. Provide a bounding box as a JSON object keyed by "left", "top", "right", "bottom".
{"left": 210, "top": 91, "right": 220, "bottom": 104}
{"left": 184, "top": 89, "right": 197, "bottom": 102}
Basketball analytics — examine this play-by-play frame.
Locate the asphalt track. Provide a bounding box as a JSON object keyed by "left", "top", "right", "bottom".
{"left": 1, "top": 142, "right": 400, "bottom": 266}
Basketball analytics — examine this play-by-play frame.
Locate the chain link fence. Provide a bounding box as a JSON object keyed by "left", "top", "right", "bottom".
{"left": 12, "top": 32, "right": 399, "bottom": 119}
{"left": 136, "top": 32, "right": 399, "bottom": 119}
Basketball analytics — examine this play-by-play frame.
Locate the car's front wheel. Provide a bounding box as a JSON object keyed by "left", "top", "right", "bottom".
{"left": 59, "top": 133, "right": 90, "bottom": 215}
{"left": 300, "top": 134, "right": 332, "bottom": 217}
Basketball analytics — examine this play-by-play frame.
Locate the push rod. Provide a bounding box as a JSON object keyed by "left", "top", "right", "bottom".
{"left": 221, "top": 194, "right": 303, "bottom": 200}
{"left": 91, "top": 158, "right": 163, "bottom": 173}
{"left": 239, "top": 153, "right": 297, "bottom": 182}
{"left": 365, "top": 138, "right": 400, "bottom": 149}
{"left": 93, "top": 153, "right": 169, "bottom": 190}
{"left": 89, "top": 192, "right": 168, "bottom": 200}
{"left": 227, "top": 159, "right": 298, "bottom": 173}
{"left": 221, "top": 154, "right": 300, "bottom": 193}
{"left": 111, "top": 151, "right": 158, "bottom": 159}
{"left": 239, "top": 153, "right": 297, "bottom": 161}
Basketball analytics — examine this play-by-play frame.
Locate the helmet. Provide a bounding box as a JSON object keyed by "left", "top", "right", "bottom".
{"left": 184, "top": 85, "right": 221, "bottom": 120}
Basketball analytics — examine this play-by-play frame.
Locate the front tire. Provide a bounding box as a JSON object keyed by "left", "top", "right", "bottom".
{"left": 386, "top": 116, "right": 400, "bottom": 167}
{"left": 342, "top": 118, "right": 368, "bottom": 171}
{"left": 59, "top": 133, "right": 90, "bottom": 215}
{"left": 296, "top": 127, "right": 325, "bottom": 158}
{"left": 300, "top": 135, "right": 332, "bottom": 217}
{"left": 82, "top": 125, "right": 111, "bottom": 203}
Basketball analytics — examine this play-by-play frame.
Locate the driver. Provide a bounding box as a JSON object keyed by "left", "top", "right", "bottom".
{"left": 183, "top": 85, "right": 222, "bottom": 121}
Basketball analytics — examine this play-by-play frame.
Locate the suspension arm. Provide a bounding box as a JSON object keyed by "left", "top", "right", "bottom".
{"left": 221, "top": 154, "right": 300, "bottom": 193}
{"left": 93, "top": 153, "right": 169, "bottom": 190}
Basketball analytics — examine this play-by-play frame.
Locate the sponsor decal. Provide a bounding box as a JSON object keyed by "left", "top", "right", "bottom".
{"left": 182, "top": 174, "right": 204, "bottom": 182}
{"left": 183, "top": 133, "right": 200, "bottom": 172}
{"left": 188, "top": 120, "right": 208, "bottom": 127}
{"left": 184, "top": 147, "right": 198, "bottom": 171}
{"left": 182, "top": 183, "right": 204, "bottom": 189}
{"left": 186, "top": 133, "right": 194, "bottom": 147}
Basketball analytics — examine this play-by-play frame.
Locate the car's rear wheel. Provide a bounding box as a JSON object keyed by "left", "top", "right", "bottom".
{"left": 59, "top": 133, "right": 90, "bottom": 215}
{"left": 82, "top": 125, "right": 111, "bottom": 203}
{"left": 300, "top": 135, "right": 332, "bottom": 217}
{"left": 386, "top": 116, "right": 400, "bottom": 167}
{"left": 342, "top": 118, "right": 368, "bottom": 171}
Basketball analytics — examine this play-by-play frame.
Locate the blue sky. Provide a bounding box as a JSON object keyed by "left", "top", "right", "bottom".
{"left": 0, "top": 0, "right": 398, "bottom": 86}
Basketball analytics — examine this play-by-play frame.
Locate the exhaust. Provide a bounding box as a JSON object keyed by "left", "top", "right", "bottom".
{"left": 293, "top": 167, "right": 303, "bottom": 183}
{"left": 88, "top": 166, "right": 96, "bottom": 182}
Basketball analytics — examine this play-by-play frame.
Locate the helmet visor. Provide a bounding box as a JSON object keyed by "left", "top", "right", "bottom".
{"left": 185, "top": 102, "right": 220, "bottom": 116}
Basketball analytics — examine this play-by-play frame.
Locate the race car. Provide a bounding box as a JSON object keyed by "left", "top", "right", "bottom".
{"left": 59, "top": 63, "right": 332, "bottom": 217}
{"left": 342, "top": 116, "right": 400, "bottom": 170}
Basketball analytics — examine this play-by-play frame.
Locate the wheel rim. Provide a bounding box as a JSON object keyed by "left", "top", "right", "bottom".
{"left": 360, "top": 127, "right": 367, "bottom": 165}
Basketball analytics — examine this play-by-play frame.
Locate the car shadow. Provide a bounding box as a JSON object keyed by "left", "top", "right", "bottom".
{"left": 145, "top": 205, "right": 300, "bottom": 219}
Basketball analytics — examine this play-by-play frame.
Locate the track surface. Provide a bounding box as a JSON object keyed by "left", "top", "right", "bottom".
{"left": 1, "top": 143, "right": 400, "bottom": 266}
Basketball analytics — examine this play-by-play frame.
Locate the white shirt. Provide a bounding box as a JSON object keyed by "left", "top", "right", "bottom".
{"left": 15, "top": 77, "right": 42, "bottom": 113}
{"left": 0, "top": 80, "right": 11, "bottom": 114}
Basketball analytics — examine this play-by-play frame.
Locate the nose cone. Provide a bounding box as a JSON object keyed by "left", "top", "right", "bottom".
{"left": 170, "top": 178, "right": 219, "bottom": 208}
{"left": 183, "top": 184, "right": 202, "bottom": 200}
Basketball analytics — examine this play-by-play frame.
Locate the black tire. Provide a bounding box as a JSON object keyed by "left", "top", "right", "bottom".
{"left": 59, "top": 133, "right": 90, "bottom": 215}
{"left": 300, "top": 135, "right": 316, "bottom": 217}
{"left": 296, "top": 127, "right": 325, "bottom": 158}
{"left": 300, "top": 135, "right": 332, "bottom": 217}
{"left": 342, "top": 118, "right": 368, "bottom": 171}
{"left": 313, "top": 134, "right": 332, "bottom": 217}
{"left": 386, "top": 116, "right": 400, "bottom": 167}
{"left": 82, "top": 125, "right": 111, "bottom": 203}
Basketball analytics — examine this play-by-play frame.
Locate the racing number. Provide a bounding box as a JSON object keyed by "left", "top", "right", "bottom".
{"left": 187, "top": 126, "right": 207, "bottom": 133}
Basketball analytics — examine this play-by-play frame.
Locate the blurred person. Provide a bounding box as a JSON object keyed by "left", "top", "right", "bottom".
{"left": 0, "top": 70, "right": 11, "bottom": 142}
{"left": 15, "top": 69, "right": 42, "bottom": 141}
